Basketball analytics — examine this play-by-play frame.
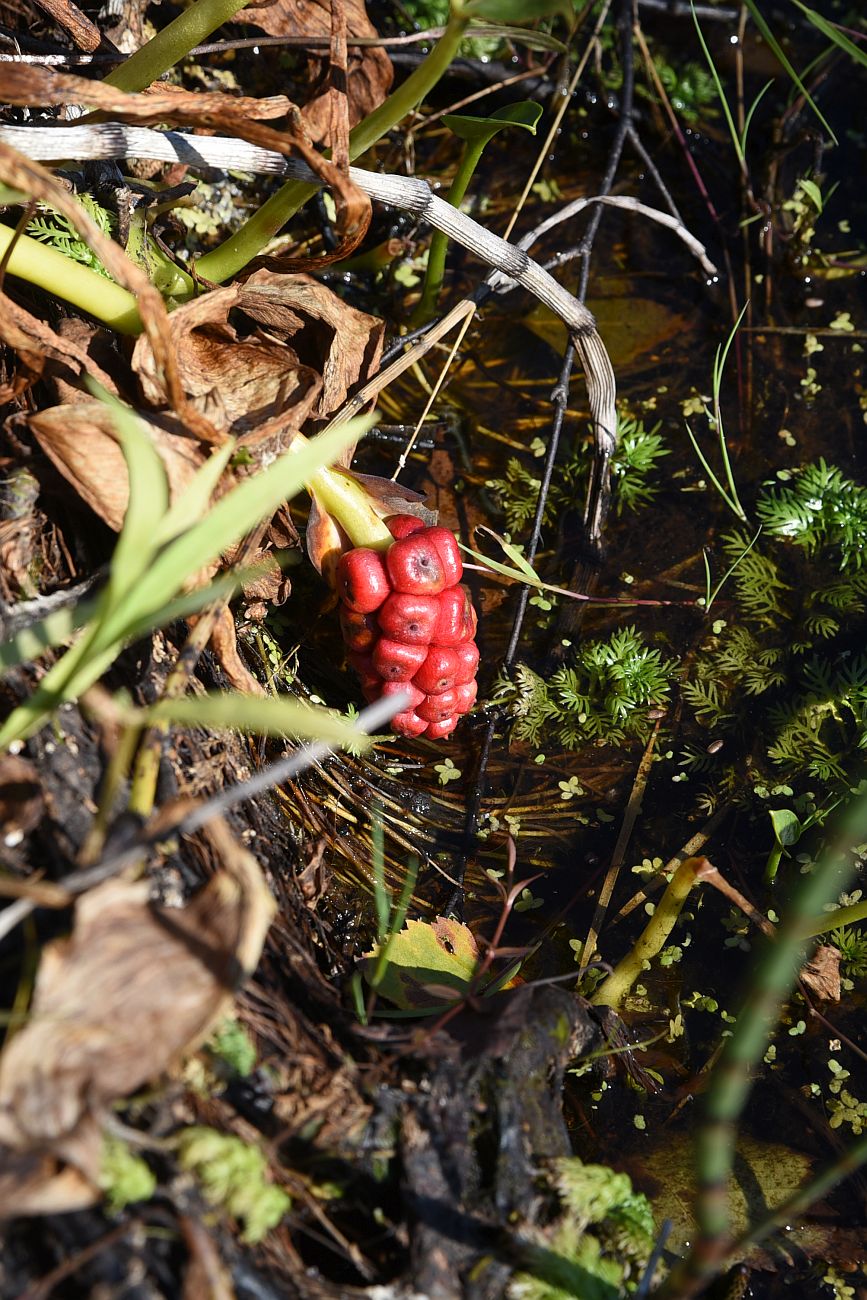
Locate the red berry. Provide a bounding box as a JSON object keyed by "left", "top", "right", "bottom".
{"left": 373, "top": 638, "right": 428, "bottom": 681}
{"left": 425, "top": 716, "right": 459, "bottom": 739}
{"left": 453, "top": 641, "right": 480, "bottom": 685}
{"left": 432, "top": 586, "right": 475, "bottom": 646}
{"left": 336, "top": 548, "right": 390, "bottom": 612}
{"left": 424, "top": 526, "right": 463, "bottom": 587}
{"left": 418, "top": 689, "right": 459, "bottom": 723}
{"left": 392, "top": 709, "right": 428, "bottom": 737}
{"left": 380, "top": 680, "right": 425, "bottom": 710}
{"left": 454, "top": 679, "right": 478, "bottom": 713}
{"left": 377, "top": 592, "right": 439, "bottom": 645}
{"left": 340, "top": 607, "right": 379, "bottom": 652}
{"left": 386, "top": 535, "right": 446, "bottom": 596}
{"left": 413, "top": 646, "right": 458, "bottom": 694}
{"left": 386, "top": 513, "right": 426, "bottom": 539}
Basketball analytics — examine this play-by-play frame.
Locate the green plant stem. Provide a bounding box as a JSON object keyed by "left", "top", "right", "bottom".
{"left": 591, "top": 856, "right": 708, "bottom": 1010}
{"left": 800, "top": 898, "right": 867, "bottom": 938}
{"left": 411, "top": 138, "right": 484, "bottom": 325}
{"left": 194, "top": 12, "right": 470, "bottom": 286}
{"left": 103, "top": 0, "right": 253, "bottom": 92}
{"left": 0, "top": 223, "right": 141, "bottom": 332}
{"left": 306, "top": 464, "right": 394, "bottom": 550}
{"left": 660, "top": 795, "right": 865, "bottom": 1300}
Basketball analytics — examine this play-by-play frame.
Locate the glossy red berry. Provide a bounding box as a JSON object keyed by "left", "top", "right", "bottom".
{"left": 340, "top": 607, "right": 379, "bottom": 652}
{"left": 413, "top": 646, "right": 458, "bottom": 694}
{"left": 392, "top": 709, "right": 429, "bottom": 737}
{"left": 425, "top": 716, "right": 459, "bottom": 739}
{"left": 386, "top": 513, "right": 426, "bottom": 539}
{"left": 372, "top": 638, "right": 428, "bottom": 682}
{"left": 386, "top": 534, "right": 446, "bottom": 596}
{"left": 454, "top": 679, "right": 478, "bottom": 714}
{"left": 424, "top": 526, "right": 463, "bottom": 587}
{"left": 417, "top": 689, "right": 459, "bottom": 723}
{"left": 453, "top": 641, "right": 480, "bottom": 685}
{"left": 432, "top": 586, "right": 475, "bottom": 646}
{"left": 337, "top": 521, "right": 478, "bottom": 739}
{"left": 380, "top": 680, "right": 425, "bottom": 711}
{"left": 377, "top": 592, "right": 439, "bottom": 645}
{"left": 336, "top": 548, "right": 390, "bottom": 612}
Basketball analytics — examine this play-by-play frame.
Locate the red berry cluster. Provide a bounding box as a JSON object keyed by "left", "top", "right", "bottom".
{"left": 336, "top": 515, "right": 479, "bottom": 738}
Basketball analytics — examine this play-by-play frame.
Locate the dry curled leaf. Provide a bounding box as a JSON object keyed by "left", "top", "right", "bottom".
{"left": 241, "top": 0, "right": 393, "bottom": 143}
{"left": 0, "top": 819, "right": 274, "bottom": 1212}
{"left": 132, "top": 269, "right": 384, "bottom": 444}
{"left": 29, "top": 400, "right": 205, "bottom": 533}
{"left": 0, "top": 288, "right": 117, "bottom": 403}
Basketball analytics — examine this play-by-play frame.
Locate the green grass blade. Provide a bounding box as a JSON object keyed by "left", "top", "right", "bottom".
{"left": 691, "top": 1, "right": 744, "bottom": 165}
{"left": 145, "top": 692, "right": 366, "bottom": 748}
{"left": 0, "top": 604, "right": 83, "bottom": 672}
{"left": 102, "top": 414, "right": 374, "bottom": 642}
{"left": 742, "top": 0, "right": 838, "bottom": 144}
{"left": 791, "top": 2, "right": 867, "bottom": 72}
{"left": 89, "top": 385, "right": 168, "bottom": 597}
{"left": 154, "top": 439, "right": 237, "bottom": 547}
{"left": 740, "top": 80, "right": 773, "bottom": 155}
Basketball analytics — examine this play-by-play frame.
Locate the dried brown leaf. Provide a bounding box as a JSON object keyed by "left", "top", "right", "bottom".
{"left": 242, "top": 0, "right": 393, "bottom": 143}
{"left": 801, "top": 943, "right": 841, "bottom": 1002}
{"left": 0, "top": 819, "right": 274, "bottom": 1179}
{"left": 205, "top": 606, "right": 266, "bottom": 695}
{"left": 0, "top": 288, "right": 117, "bottom": 403}
{"left": 29, "top": 400, "right": 205, "bottom": 533}
{"left": 131, "top": 282, "right": 322, "bottom": 445}
{"left": 132, "top": 270, "right": 384, "bottom": 443}
{"left": 0, "top": 1150, "right": 98, "bottom": 1217}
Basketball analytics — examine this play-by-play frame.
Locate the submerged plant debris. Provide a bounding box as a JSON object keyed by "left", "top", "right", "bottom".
{"left": 1, "top": 0, "right": 867, "bottom": 1297}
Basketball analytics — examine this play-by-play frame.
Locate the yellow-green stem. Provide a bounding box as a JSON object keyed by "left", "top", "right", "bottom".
{"left": 104, "top": 0, "right": 253, "bottom": 92}
{"left": 591, "top": 856, "right": 708, "bottom": 1010}
{"left": 0, "top": 223, "right": 141, "bottom": 332}
{"left": 308, "top": 465, "right": 394, "bottom": 551}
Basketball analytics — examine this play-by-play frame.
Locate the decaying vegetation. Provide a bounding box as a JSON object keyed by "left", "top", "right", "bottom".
{"left": 1, "top": 0, "right": 867, "bottom": 1296}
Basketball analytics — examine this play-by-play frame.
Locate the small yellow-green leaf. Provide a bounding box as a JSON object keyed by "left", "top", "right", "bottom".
{"left": 362, "top": 917, "right": 480, "bottom": 1010}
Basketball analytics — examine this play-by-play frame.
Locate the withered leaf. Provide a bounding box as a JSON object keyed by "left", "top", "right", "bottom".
{"left": 2, "top": 64, "right": 371, "bottom": 269}
{"left": 801, "top": 943, "right": 841, "bottom": 1002}
{"left": 241, "top": 0, "right": 393, "bottom": 142}
{"left": 0, "top": 288, "right": 117, "bottom": 403}
{"left": 30, "top": 400, "right": 205, "bottom": 533}
{"left": 132, "top": 282, "right": 321, "bottom": 446}
{"left": 0, "top": 820, "right": 274, "bottom": 1198}
{"left": 132, "top": 270, "right": 384, "bottom": 442}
